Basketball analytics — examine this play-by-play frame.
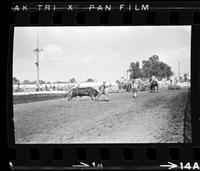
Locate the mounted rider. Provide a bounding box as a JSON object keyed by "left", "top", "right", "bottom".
{"left": 149, "top": 75, "right": 159, "bottom": 92}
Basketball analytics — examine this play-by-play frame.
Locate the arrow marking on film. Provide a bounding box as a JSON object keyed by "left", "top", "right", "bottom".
{"left": 72, "top": 162, "right": 89, "bottom": 167}
{"left": 80, "top": 162, "right": 90, "bottom": 167}
{"left": 160, "top": 162, "right": 178, "bottom": 169}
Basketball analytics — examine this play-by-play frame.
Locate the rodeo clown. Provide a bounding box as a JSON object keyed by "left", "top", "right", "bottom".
{"left": 96, "top": 81, "right": 109, "bottom": 101}
{"left": 131, "top": 79, "right": 138, "bottom": 98}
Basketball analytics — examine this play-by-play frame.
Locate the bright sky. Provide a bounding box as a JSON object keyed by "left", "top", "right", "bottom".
{"left": 13, "top": 26, "right": 191, "bottom": 82}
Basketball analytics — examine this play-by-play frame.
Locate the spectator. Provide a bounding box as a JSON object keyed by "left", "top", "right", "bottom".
{"left": 45, "top": 85, "right": 48, "bottom": 91}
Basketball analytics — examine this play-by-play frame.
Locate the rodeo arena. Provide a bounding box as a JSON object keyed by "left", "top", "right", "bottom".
{"left": 13, "top": 71, "right": 191, "bottom": 143}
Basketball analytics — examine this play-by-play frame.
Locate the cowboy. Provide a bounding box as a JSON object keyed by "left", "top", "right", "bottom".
{"left": 96, "top": 81, "right": 109, "bottom": 101}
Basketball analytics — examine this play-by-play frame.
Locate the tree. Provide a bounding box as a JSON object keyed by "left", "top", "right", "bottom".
{"left": 129, "top": 61, "right": 142, "bottom": 79}
{"left": 39, "top": 80, "right": 46, "bottom": 84}
{"left": 69, "top": 78, "right": 76, "bottom": 83}
{"left": 22, "top": 80, "right": 31, "bottom": 84}
{"left": 149, "top": 55, "right": 159, "bottom": 61}
{"left": 116, "top": 80, "right": 120, "bottom": 84}
{"left": 31, "top": 81, "right": 37, "bottom": 84}
{"left": 141, "top": 60, "right": 152, "bottom": 78}
{"left": 13, "top": 77, "right": 20, "bottom": 85}
{"left": 31, "top": 80, "right": 45, "bottom": 84}
{"left": 141, "top": 55, "right": 173, "bottom": 79}
{"left": 56, "top": 81, "right": 64, "bottom": 83}
{"left": 86, "top": 78, "right": 94, "bottom": 82}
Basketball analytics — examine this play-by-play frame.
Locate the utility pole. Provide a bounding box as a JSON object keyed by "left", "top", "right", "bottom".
{"left": 127, "top": 69, "right": 131, "bottom": 80}
{"left": 33, "top": 33, "right": 43, "bottom": 90}
{"left": 178, "top": 61, "right": 180, "bottom": 78}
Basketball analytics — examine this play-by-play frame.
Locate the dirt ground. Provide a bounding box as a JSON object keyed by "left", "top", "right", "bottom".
{"left": 13, "top": 87, "right": 190, "bottom": 143}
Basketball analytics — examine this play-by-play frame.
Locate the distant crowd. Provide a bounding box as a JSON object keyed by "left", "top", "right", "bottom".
{"left": 13, "top": 83, "right": 77, "bottom": 93}
{"left": 13, "top": 75, "right": 190, "bottom": 93}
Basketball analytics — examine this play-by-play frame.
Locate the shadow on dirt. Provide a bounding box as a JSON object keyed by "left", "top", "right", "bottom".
{"left": 95, "top": 99, "right": 110, "bottom": 102}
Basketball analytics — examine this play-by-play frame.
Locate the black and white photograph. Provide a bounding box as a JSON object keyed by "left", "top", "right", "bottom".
{"left": 13, "top": 26, "right": 191, "bottom": 144}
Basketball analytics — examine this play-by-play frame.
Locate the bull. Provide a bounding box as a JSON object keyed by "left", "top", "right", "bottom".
{"left": 64, "top": 87, "right": 99, "bottom": 100}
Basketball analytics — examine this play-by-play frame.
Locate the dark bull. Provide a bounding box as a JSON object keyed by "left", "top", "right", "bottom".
{"left": 64, "top": 87, "right": 99, "bottom": 100}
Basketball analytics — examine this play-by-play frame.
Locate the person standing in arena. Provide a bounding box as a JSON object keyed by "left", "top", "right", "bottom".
{"left": 131, "top": 79, "right": 137, "bottom": 98}
{"left": 96, "top": 81, "right": 109, "bottom": 101}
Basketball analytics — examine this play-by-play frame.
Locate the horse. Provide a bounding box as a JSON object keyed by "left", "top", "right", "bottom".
{"left": 124, "top": 82, "right": 132, "bottom": 92}
{"left": 117, "top": 81, "right": 124, "bottom": 92}
{"left": 149, "top": 80, "right": 159, "bottom": 93}
{"left": 117, "top": 81, "right": 131, "bottom": 92}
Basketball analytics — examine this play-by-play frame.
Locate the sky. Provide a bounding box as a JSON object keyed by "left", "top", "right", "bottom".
{"left": 13, "top": 26, "right": 191, "bottom": 82}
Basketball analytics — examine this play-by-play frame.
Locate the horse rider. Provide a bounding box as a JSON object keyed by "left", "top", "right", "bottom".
{"left": 149, "top": 76, "right": 159, "bottom": 93}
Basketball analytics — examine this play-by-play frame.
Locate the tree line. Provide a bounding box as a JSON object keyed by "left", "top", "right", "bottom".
{"left": 128, "top": 55, "right": 174, "bottom": 80}
{"left": 13, "top": 77, "right": 95, "bottom": 85}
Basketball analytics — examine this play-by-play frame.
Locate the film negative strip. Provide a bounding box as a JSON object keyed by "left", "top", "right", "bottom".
{"left": 6, "top": 0, "right": 200, "bottom": 170}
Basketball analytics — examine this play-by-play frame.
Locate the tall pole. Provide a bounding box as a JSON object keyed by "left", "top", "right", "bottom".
{"left": 178, "top": 61, "right": 180, "bottom": 78}
{"left": 33, "top": 33, "right": 43, "bottom": 90}
{"left": 124, "top": 70, "right": 126, "bottom": 80}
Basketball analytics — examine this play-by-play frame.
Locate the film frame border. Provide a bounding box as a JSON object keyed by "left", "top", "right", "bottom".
{"left": 6, "top": 1, "right": 200, "bottom": 170}
{"left": 8, "top": 1, "right": 200, "bottom": 25}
